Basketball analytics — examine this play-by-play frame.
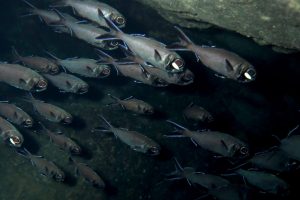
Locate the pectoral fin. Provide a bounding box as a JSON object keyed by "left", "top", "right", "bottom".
{"left": 225, "top": 59, "right": 234, "bottom": 72}
{"left": 19, "top": 78, "right": 27, "bottom": 85}
{"left": 154, "top": 50, "right": 162, "bottom": 62}
{"left": 66, "top": 80, "right": 72, "bottom": 88}
{"left": 86, "top": 66, "right": 93, "bottom": 72}
{"left": 220, "top": 140, "right": 229, "bottom": 151}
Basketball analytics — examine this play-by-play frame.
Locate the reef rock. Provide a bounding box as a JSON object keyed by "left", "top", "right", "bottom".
{"left": 134, "top": 0, "right": 300, "bottom": 53}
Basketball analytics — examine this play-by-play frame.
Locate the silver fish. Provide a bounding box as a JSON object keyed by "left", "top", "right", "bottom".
{"left": 94, "top": 116, "right": 160, "bottom": 155}
{"left": 96, "top": 10, "right": 184, "bottom": 73}
{"left": 43, "top": 72, "right": 89, "bottom": 94}
{"left": 0, "top": 101, "right": 33, "bottom": 128}
{"left": 0, "top": 62, "right": 47, "bottom": 92}
{"left": 0, "top": 116, "right": 24, "bottom": 147}
{"left": 183, "top": 102, "right": 213, "bottom": 123}
{"left": 167, "top": 26, "right": 256, "bottom": 82}
{"left": 166, "top": 120, "right": 249, "bottom": 158}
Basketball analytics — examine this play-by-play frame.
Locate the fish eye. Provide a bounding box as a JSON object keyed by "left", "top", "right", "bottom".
{"left": 25, "top": 119, "right": 33, "bottom": 126}
{"left": 150, "top": 147, "right": 160, "bottom": 155}
{"left": 78, "top": 85, "right": 89, "bottom": 94}
{"left": 101, "top": 67, "right": 111, "bottom": 76}
{"left": 243, "top": 68, "right": 256, "bottom": 80}
{"left": 37, "top": 79, "right": 48, "bottom": 89}
{"left": 240, "top": 146, "right": 249, "bottom": 155}
{"left": 115, "top": 16, "right": 125, "bottom": 25}
{"left": 64, "top": 116, "right": 73, "bottom": 124}
{"left": 72, "top": 147, "right": 81, "bottom": 154}
{"left": 110, "top": 40, "right": 119, "bottom": 47}
{"left": 171, "top": 59, "right": 184, "bottom": 70}
{"left": 9, "top": 136, "right": 22, "bottom": 146}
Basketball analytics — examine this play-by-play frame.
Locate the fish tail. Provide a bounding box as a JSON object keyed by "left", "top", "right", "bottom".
{"left": 11, "top": 46, "right": 21, "bottom": 61}
{"left": 96, "top": 9, "right": 121, "bottom": 40}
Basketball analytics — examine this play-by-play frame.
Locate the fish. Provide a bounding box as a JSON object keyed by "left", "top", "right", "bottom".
{"left": 96, "top": 10, "right": 185, "bottom": 73}
{"left": 45, "top": 51, "right": 111, "bottom": 78}
{"left": 12, "top": 47, "right": 60, "bottom": 74}
{"left": 94, "top": 116, "right": 160, "bottom": 155}
{"left": 107, "top": 94, "right": 154, "bottom": 115}
{"left": 39, "top": 123, "right": 81, "bottom": 154}
{"left": 0, "top": 62, "right": 47, "bottom": 92}
{"left": 22, "top": 0, "right": 62, "bottom": 25}
{"left": 96, "top": 49, "right": 168, "bottom": 87}
{"left": 52, "top": 0, "right": 126, "bottom": 28}
{"left": 0, "top": 101, "right": 33, "bottom": 128}
{"left": 165, "top": 120, "right": 249, "bottom": 158}
{"left": 24, "top": 94, "right": 73, "bottom": 124}
{"left": 51, "top": 10, "right": 119, "bottom": 50}
{"left": 167, "top": 26, "right": 256, "bottom": 83}
{"left": 17, "top": 148, "right": 65, "bottom": 182}
{"left": 0, "top": 116, "right": 24, "bottom": 147}
{"left": 235, "top": 169, "right": 289, "bottom": 195}
{"left": 183, "top": 102, "right": 214, "bottom": 123}
{"left": 69, "top": 157, "right": 105, "bottom": 188}
{"left": 43, "top": 72, "right": 89, "bottom": 94}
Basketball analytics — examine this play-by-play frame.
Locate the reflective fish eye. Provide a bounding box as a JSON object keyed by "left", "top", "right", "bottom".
{"left": 171, "top": 59, "right": 184, "bottom": 70}
{"left": 37, "top": 79, "right": 47, "bottom": 88}
{"left": 25, "top": 119, "right": 33, "bottom": 126}
{"left": 240, "top": 146, "right": 249, "bottom": 155}
{"left": 64, "top": 116, "right": 73, "bottom": 124}
{"left": 244, "top": 68, "right": 256, "bottom": 80}
{"left": 9, "top": 136, "right": 21, "bottom": 146}
{"left": 78, "top": 85, "right": 89, "bottom": 94}
{"left": 110, "top": 40, "right": 119, "bottom": 47}
{"left": 149, "top": 147, "right": 160, "bottom": 155}
{"left": 115, "top": 16, "right": 125, "bottom": 25}
{"left": 101, "top": 67, "right": 111, "bottom": 76}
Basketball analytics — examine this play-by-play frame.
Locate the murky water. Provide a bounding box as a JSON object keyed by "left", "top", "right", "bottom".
{"left": 0, "top": 1, "right": 299, "bottom": 200}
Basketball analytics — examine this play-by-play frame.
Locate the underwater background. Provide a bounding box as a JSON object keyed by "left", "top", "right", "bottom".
{"left": 0, "top": 0, "right": 300, "bottom": 200}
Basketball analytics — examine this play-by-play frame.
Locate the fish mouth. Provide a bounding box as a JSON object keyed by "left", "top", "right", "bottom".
{"left": 9, "top": 136, "right": 23, "bottom": 147}
{"left": 63, "top": 116, "right": 73, "bottom": 124}
{"left": 35, "top": 79, "right": 48, "bottom": 92}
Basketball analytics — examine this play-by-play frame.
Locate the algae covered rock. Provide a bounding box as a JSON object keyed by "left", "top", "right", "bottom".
{"left": 134, "top": 0, "right": 300, "bottom": 53}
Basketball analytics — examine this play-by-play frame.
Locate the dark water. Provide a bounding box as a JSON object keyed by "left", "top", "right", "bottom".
{"left": 0, "top": 0, "right": 300, "bottom": 200}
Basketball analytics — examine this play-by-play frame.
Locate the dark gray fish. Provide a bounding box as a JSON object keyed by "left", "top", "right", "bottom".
{"left": 25, "top": 94, "right": 72, "bottom": 124}
{"left": 43, "top": 72, "right": 89, "bottom": 94}
{"left": 183, "top": 102, "right": 213, "bottom": 123}
{"left": 18, "top": 148, "right": 65, "bottom": 182}
{"left": 94, "top": 116, "right": 160, "bottom": 155}
{"left": 96, "top": 10, "right": 184, "bottom": 73}
{"left": 51, "top": 10, "right": 119, "bottom": 50}
{"left": 107, "top": 94, "right": 154, "bottom": 115}
{"left": 0, "top": 116, "right": 24, "bottom": 147}
{"left": 12, "top": 47, "right": 60, "bottom": 74}
{"left": 167, "top": 26, "right": 256, "bottom": 82}
{"left": 69, "top": 157, "right": 105, "bottom": 188}
{"left": 39, "top": 123, "right": 81, "bottom": 154}
{"left": 53, "top": 0, "right": 126, "bottom": 28}
{"left": 46, "top": 51, "right": 111, "bottom": 78}
{"left": 0, "top": 101, "right": 33, "bottom": 128}
{"left": 0, "top": 62, "right": 47, "bottom": 92}
{"left": 166, "top": 120, "right": 249, "bottom": 158}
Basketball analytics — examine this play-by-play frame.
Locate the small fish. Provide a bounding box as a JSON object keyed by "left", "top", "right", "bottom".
{"left": 165, "top": 120, "right": 249, "bottom": 158}
{"left": 17, "top": 148, "right": 65, "bottom": 182}
{"left": 0, "top": 116, "right": 24, "bottom": 147}
{"left": 12, "top": 47, "right": 60, "bottom": 74}
{"left": 45, "top": 51, "right": 111, "bottom": 78}
{"left": 96, "top": 10, "right": 184, "bottom": 73}
{"left": 0, "top": 62, "right": 47, "bottom": 92}
{"left": 235, "top": 169, "right": 289, "bottom": 195}
{"left": 69, "top": 157, "right": 105, "bottom": 188}
{"left": 167, "top": 26, "right": 256, "bottom": 83}
{"left": 24, "top": 94, "right": 72, "bottom": 124}
{"left": 51, "top": 10, "right": 119, "bottom": 50}
{"left": 94, "top": 116, "right": 160, "bottom": 155}
{"left": 52, "top": 0, "right": 126, "bottom": 28}
{"left": 183, "top": 102, "right": 214, "bottom": 123}
{"left": 107, "top": 94, "right": 154, "bottom": 115}
{"left": 0, "top": 101, "right": 33, "bottom": 128}
{"left": 43, "top": 72, "right": 89, "bottom": 94}
{"left": 39, "top": 123, "right": 81, "bottom": 154}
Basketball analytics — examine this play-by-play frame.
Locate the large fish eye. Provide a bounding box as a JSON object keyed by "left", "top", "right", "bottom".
{"left": 101, "top": 67, "right": 111, "bottom": 76}
{"left": 25, "top": 119, "right": 33, "bottom": 127}
{"left": 73, "top": 147, "right": 81, "bottom": 154}
{"left": 55, "top": 173, "right": 64, "bottom": 181}
{"left": 243, "top": 68, "right": 256, "bottom": 81}
{"left": 115, "top": 16, "right": 125, "bottom": 25}
{"left": 110, "top": 40, "right": 119, "bottom": 47}
{"left": 171, "top": 59, "right": 184, "bottom": 70}
{"left": 63, "top": 116, "right": 73, "bottom": 124}
{"left": 37, "top": 79, "right": 48, "bottom": 89}
{"left": 240, "top": 146, "right": 249, "bottom": 155}
{"left": 149, "top": 146, "right": 160, "bottom": 155}
{"left": 78, "top": 85, "right": 89, "bottom": 94}
{"left": 9, "top": 136, "right": 22, "bottom": 146}
{"left": 51, "top": 66, "right": 59, "bottom": 74}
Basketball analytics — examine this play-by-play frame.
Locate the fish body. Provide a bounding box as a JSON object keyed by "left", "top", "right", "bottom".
{"left": 236, "top": 169, "right": 289, "bottom": 195}
{"left": 0, "top": 102, "right": 33, "bottom": 127}
{"left": 70, "top": 158, "right": 105, "bottom": 188}
{"left": 108, "top": 94, "right": 154, "bottom": 115}
{"left": 59, "top": 0, "right": 126, "bottom": 28}
{"left": 43, "top": 72, "right": 89, "bottom": 94}
{"left": 0, "top": 63, "right": 47, "bottom": 92}
{"left": 209, "top": 185, "right": 246, "bottom": 200}
{"left": 0, "top": 116, "right": 24, "bottom": 147}
{"left": 280, "top": 135, "right": 300, "bottom": 162}
{"left": 169, "top": 26, "right": 256, "bottom": 82}
{"left": 12, "top": 47, "right": 59, "bottom": 74}
{"left": 183, "top": 103, "right": 213, "bottom": 123}
{"left": 19, "top": 148, "right": 65, "bottom": 182}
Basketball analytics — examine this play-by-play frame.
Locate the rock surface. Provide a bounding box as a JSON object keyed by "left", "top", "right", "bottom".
{"left": 134, "top": 0, "right": 300, "bottom": 53}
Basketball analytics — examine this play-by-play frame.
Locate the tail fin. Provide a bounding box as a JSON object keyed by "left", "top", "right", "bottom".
{"left": 166, "top": 120, "right": 188, "bottom": 130}
{"left": 11, "top": 46, "right": 21, "bottom": 61}
{"left": 96, "top": 9, "right": 122, "bottom": 40}
{"left": 166, "top": 26, "right": 194, "bottom": 51}
{"left": 95, "top": 49, "right": 119, "bottom": 75}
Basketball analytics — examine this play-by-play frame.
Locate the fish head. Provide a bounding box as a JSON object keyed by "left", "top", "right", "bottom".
{"left": 109, "top": 13, "right": 126, "bottom": 27}
{"left": 54, "top": 170, "right": 65, "bottom": 182}
{"left": 63, "top": 115, "right": 73, "bottom": 124}
{"left": 97, "top": 65, "right": 111, "bottom": 78}
{"left": 8, "top": 134, "right": 24, "bottom": 147}
{"left": 33, "top": 78, "right": 48, "bottom": 92}
{"left": 70, "top": 145, "right": 82, "bottom": 155}
{"left": 22, "top": 118, "right": 34, "bottom": 128}
{"left": 165, "top": 54, "right": 185, "bottom": 72}
{"left": 237, "top": 64, "right": 256, "bottom": 83}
